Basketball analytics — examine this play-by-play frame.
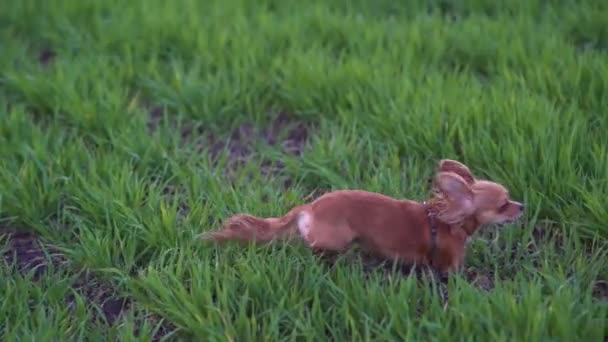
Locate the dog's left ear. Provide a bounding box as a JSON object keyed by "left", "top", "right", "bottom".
{"left": 435, "top": 172, "right": 475, "bottom": 224}
{"left": 438, "top": 159, "right": 475, "bottom": 185}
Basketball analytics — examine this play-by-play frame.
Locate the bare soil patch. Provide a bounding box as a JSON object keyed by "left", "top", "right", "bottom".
{"left": 205, "top": 113, "right": 308, "bottom": 173}
{"left": 593, "top": 280, "right": 607, "bottom": 302}
{"left": 2, "top": 228, "right": 66, "bottom": 279}
{"left": 147, "top": 107, "right": 312, "bottom": 175}
{"left": 66, "top": 271, "right": 132, "bottom": 325}
{"left": 39, "top": 47, "right": 57, "bottom": 66}
{"left": 1, "top": 225, "right": 174, "bottom": 340}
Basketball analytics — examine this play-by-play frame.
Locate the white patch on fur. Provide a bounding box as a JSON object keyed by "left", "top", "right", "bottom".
{"left": 296, "top": 211, "right": 312, "bottom": 239}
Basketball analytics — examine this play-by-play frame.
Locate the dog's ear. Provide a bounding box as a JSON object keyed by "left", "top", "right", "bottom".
{"left": 435, "top": 172, "right": 475, "bottom": 224}
{"left": 436, "top": 172, "right": 473, "bottom": 202}
{"left": 438, "top": 159, "right": 475, "bottom": 185}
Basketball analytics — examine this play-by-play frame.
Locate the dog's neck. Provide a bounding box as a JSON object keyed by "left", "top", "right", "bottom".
{"left": 423, "top": 202, "right": 439, "bottom": 261}
{"left": 424, "top": 196, "right": 481, "bottom": 237}
{"left": 423, "top": 200, "right": 480, "bottom": 270}
{"left": 424, "top": 189, "right": 479, "bottom": 237}
{"left": 458, "top": 216, "right": 481, "bottom": 236}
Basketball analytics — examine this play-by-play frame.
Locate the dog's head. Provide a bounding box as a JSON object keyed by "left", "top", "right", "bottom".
{"left": 432, "top": 159, "right": 524, "bottom": 227}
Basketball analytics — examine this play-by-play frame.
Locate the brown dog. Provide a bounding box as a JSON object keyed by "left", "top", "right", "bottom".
{"left": 200, "top": 159, "right": 525, "bottom": 273}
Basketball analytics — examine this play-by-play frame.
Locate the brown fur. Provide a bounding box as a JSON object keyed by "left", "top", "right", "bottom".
{"left": 199, "top": 159, "right": 524, "bottom": 273}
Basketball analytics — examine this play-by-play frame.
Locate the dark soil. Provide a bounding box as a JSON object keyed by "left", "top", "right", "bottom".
{"left": 2, "top": 228, "right": 66, "bottom": 279}
{"left": 593, "top": 280, "right": 607, "bottom": 302}
{"left": 146, "top": 106, "right": 165, "bottom": 133}
{"left": 465, "top": 268, "right": 495, "bottom": 291}
{"left": 147, "top": 107, "right": 311, "bottom": 175}
{"left": 1, "top": 226, "right": 174, "bottom": 340}
{"left": 66, "top": 271, "right": 132, "bottom": 325}
{"left": 39, "top": 48, "right": 56, "bottom": 66}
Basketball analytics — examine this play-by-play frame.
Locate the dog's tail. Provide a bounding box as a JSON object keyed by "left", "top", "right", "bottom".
{"left": 199, "top": 205, "right": 305, "bottom": 243}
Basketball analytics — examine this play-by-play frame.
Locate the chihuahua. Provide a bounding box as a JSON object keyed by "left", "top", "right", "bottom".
{"left": 200, "top": 159, "right": 524, "bottom": 273}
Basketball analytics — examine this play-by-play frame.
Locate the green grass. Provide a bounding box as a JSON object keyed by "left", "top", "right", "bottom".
{"left": 1, "top": 0, "right": 607, "bottom": 340}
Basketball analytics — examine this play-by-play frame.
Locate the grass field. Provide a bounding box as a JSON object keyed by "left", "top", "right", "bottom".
{"left": 1, "top": 0, "right": 607, "bottom": 340}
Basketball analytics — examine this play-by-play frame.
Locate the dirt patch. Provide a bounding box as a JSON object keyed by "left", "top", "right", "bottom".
{"left": 146, "top": 106, "right": 166, "bottom": 133}
{"left": 465, "top": 268, "right": 494, "bottom": 291}
{"left": 530, "top": 222, "right": 563, "bottom": 245}
{"left": 39, "top": 48, "right": 56, "bottom": 66}
{"left": 1, "top": 228, "right": 66, "bottom": 279}
{"left": 1, "top": 226, "right": 174, "bottom": 339}
{"left": 137, "top": 313, "right": 178, "bottom": 342}
{"left": 147, "top": 107, "right": 312, "bottom": 174}
{"left": 205, "top": 111, "right": 311, "bottom": 171}
{"left": 1, "top": 227, "right": 129, "bottom": 323}
{"left": 65, "top": 271, "right": 132, "bottom": 325}
{"left": 592, "top": 280, "right": 607, "bottom": 302}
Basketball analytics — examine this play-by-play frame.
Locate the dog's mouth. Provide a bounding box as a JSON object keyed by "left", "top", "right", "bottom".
{"left": 495, "top": 217, "right": 523, "bottom": 227}
{"left": 497, "top": 211, "right": 526, "bottom": 226}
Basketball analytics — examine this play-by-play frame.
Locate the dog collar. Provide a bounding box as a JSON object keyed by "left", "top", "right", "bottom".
{"left": 423, "top": 201, "right": 439, "bottom": 263}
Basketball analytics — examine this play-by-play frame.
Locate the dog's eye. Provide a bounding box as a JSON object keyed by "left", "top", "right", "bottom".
{"left": 498, "top": 202, "right": 510, "bottom": 213}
